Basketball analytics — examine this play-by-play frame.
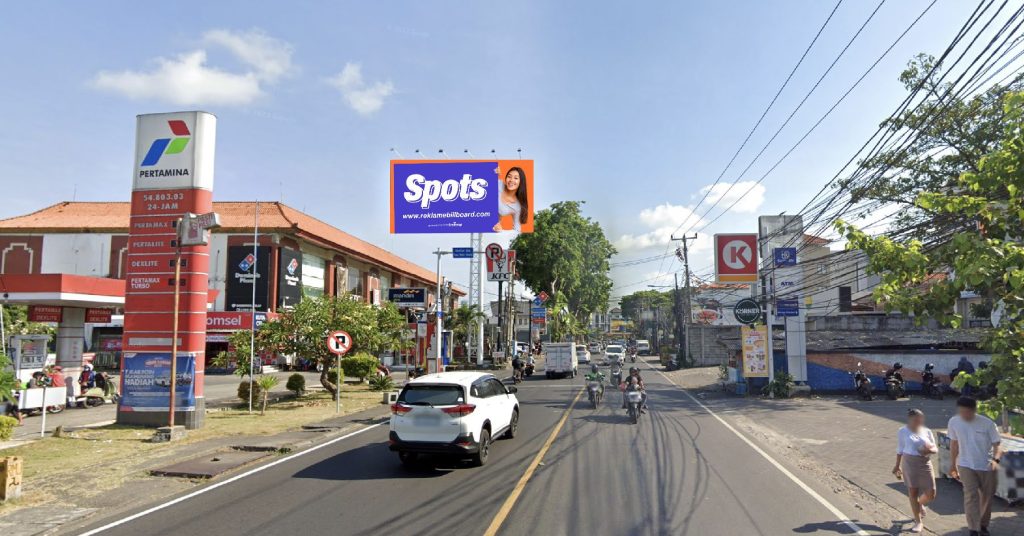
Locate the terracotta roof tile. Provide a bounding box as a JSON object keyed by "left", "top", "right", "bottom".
{"left": 0, "top": 201, "right": 441, "bottom": 286}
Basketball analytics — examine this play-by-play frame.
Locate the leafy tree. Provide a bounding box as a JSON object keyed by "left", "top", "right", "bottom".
{"left": 1, "top": 304, "right": 56, "bottom": 337}
{"left": 0, "top": 353, "right": 19, "bottom": 403}
{"left": 211, "top": 329, "right": 270, "bottom": 377}
{"left": 511, "top": 201, "right": 616, "bottom": 335}
{"left": 844, "top": 54, "right": 1024, "bottom": 238}
{"left": 619, "top": 290, "right": 672, "bottom": 322}
{"left": 838, "top": 92, "right": 1024, "bottom": 412}
{"left": 259, "top": 295, "right": 407, "bottom": 399}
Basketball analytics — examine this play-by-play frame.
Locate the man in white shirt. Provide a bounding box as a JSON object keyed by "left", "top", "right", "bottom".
{"left": 948, "top": 396, "right": 1003, "bottom": 536}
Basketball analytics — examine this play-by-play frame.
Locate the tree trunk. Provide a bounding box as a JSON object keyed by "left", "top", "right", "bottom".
{"left": 260, "top": 391, "right": 268, "bottom": 416}
{"left": 319, "top": 367, "right": 339, "bottom": 400}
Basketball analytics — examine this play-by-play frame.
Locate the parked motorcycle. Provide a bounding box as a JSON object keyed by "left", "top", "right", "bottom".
{"left": 626, "top": 389, "right": 643, "bottom": 424}
{"left": 885, "top": 363, "right": 907, "bottom": 400}
{"left": 921, "top": 363, "right": 943, "bottom": 400}
{"left": 852, "top": 363, "right": 873, "bottom": 401}
{"left": 587, "top": 380, "right": 603, "bottom": 409}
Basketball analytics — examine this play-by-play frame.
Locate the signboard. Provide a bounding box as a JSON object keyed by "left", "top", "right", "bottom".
{"left": 178, "top": 211, "right": 221, "bottom": 247}
{"left": 715, "top": 234, "right": 758, "bottom": 283}
{"left": 10, "top": 335, "right": 49, "bottom": 378}
{"left": 28, "top": 305, "right": 62, "bottom": 323}
{"left": 538, "top": 291, "right": 549, "bottom": 303}
{"left": 531, "top": 306, "right": 546, "bottom": 319}
{"left": 452, "top": 247, "right": 474, "bottom": 259}
{"left": 485, "top": 243, "right": 504, "bottom": 261}
{"left": 120, "top": 352, "right": 197, "bottom": 412}
{"left": 532, "top": 297, "right": 542, "bottom": 307}
{"left": 327, "top": 330, "right": 353, "bottom": 356}
{"left": 487, "top": 250, "right": 516, "bottom": 282}
{"left": 773, "top": 247, "right": 797, "bottom": 267}
{"left": 85, "top": 308, "right": 113, "bottom": 323}
{"left": 225, "top": 246, "right": 270, "bottom": 311}
{"left": 741, "top": 325, "right": 769, "bottom": 378}
{"left": 278, "top": 248, "right": 303, "bottom": 309}
{"left": 733, "top": 298, "right": 762, "bottom": 325}
{"left": 390, "top": 160, "right": 535, "bottom": 234}
{"left": 206, "top": 311, "right": 270, "bottom": 331}
{"left": 388, "top": 287, "right": 428, "bottom": 308}
{"left": 776, "top": 299, "right": 800, "bottom": 317}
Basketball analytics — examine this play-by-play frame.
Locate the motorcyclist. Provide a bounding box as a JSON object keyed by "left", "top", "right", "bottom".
{"left": 585, "top": 364, "right": 605, "bottom": 396}
{"left": 884, "top": 362, "right": 904, "bottom": 382}
{"left": 609, "top": 359, "right": 624, "bottom": 386}
{"left": 621, "top": 367, "right": 647, "bottom": 412}
{"left": 78, "top": 364, "right": 96, "bottom": 391}
{"left": 511, "top": 354, "right": 524, "bottom": 382}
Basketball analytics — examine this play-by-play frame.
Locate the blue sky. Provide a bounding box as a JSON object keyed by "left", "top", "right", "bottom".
{"left": 0, "top": 1, "right": 981, "bottom": 302}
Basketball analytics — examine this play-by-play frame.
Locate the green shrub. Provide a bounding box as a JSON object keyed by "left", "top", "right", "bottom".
{"left": 341, "top": 353, "right": 380, "bottom": 382}
{"left": 237, "top": 381, "right": 264, "bottom": 404}
{"left": 368, "top": 374, "right": 395, "bottom": 392}
{"left": 762, "top": 371, "right": 794, "bottom": 399}
{"left": 255, "top": 375, "right": 280, "bottom": 415}
{"left": 0, "top": 415, "right": 17, "bottom": 441}
{"left": 286, "top": 373, "right": 306, "bottom": 397}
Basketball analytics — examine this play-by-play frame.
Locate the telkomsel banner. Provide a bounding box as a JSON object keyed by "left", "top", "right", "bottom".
{"left": 390, "top": 160, "right": 534, "bottom": 234}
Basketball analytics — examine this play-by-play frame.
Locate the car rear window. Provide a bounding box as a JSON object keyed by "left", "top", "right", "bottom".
{"left": 607, "top": 345, "right": 623, "bottom": 353}
{"left": 576, "top": 345, "right": 586, "bottom": 351}
{"left": 399, "top": 385, "right": 464, "bottom": 406}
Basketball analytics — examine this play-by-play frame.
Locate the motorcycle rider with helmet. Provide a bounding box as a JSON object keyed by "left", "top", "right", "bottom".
{"left": 620, "top": 367, "right": 648, "bottom": 413}
{"left": 585, "top": 364, "right": 605, "bottom": 396}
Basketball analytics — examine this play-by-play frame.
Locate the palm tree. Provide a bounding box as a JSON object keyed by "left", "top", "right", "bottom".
{"left": 256, "top": 375, "right": 280, "bottom": 416}
{"left": 449, "top": 304, "right": 486, "bottom": 360}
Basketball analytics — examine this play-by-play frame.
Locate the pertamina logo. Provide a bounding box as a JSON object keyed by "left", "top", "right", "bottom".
{"left": 138, "top": 120, "right": 191, "bottom": 178}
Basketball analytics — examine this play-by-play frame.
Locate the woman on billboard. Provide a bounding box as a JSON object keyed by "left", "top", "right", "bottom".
{"left": 493, "top": 166, "right": 529, "bottom": 232}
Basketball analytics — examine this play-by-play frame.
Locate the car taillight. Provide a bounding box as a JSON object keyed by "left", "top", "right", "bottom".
{"left": 391, "top": 403, "right": 412, "bottom": 415}
{"left": 441, "top": 404, "right": 476, "bottom": 417}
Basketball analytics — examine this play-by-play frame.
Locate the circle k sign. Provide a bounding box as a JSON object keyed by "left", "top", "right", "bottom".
{"left": 715, "top": 234, "right": 758, "bottom": 283}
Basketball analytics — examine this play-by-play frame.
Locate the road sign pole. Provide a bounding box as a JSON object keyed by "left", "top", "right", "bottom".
{"left": 336, "top": 351, "right": 341, "bottom": 414}
{"left": 168, "top": 233, "right": 182, "bottom": 428}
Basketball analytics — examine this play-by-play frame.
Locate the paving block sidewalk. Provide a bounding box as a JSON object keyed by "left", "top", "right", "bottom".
{"left": 665, "top": 366, "right": 1024, "bottom": 535}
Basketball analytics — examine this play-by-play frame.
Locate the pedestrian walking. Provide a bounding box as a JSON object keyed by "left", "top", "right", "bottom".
{"left": 893, "top": 408, "right": 937, "bottom": 533}
{"left": 948, "top": 396, "right": 1003, "bottom": 536}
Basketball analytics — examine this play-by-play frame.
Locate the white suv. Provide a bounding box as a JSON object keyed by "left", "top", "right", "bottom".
{"left": 389, "top": 372, "right": 520, "bottom": 467}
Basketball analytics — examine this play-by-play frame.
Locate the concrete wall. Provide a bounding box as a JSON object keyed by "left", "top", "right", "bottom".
{"left": 807, "top": 351, "right": 990, "bottom": 391}
{"left": 687, "top": 325, "right": 737, "bottom": 366}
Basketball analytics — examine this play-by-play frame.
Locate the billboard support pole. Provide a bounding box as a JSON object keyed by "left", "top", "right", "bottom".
{"left": 249, "top": 201, "right": 259, "bottom": 414}
{"left": 168, "top": 222, "right": 183, "bottom": 428}
{"left": 433, "top": 250, "right": 450, "bottom": 374}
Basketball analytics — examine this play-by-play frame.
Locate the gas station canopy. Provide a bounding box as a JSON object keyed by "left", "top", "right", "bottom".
{"left": 0, "top": 274, "right": 124, "bottom": 308}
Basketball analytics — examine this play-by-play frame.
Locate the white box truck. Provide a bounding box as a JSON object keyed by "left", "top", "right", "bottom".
{"left": 544, "top": 343, "right": 578, "bottom": 379}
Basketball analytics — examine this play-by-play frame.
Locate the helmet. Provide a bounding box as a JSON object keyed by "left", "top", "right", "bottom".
{"left": 591, "top": 364, "right": 599, "bottom": 373}
{"left": 629, "top": 367, "right": 639, "bottom": 375}
{"left": 924, "top": 363, "right": 934, "bottom": 371}
{"left": 893, "top": 362, "right": 903, "bottom": 370}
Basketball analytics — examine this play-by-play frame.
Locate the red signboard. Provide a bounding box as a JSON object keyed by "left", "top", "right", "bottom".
{"left": 715, "top": 234, "right": 758, "bottom": 283}
{"left": 86, "top": 308, "right": 113, "bottom": 323}
{"left": 28, "top": 305, "right": 62, "bottom": 322}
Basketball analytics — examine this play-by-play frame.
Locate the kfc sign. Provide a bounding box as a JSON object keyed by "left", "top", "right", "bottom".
{"left": 715, "top": 234, "right": 758, "bottom": 283}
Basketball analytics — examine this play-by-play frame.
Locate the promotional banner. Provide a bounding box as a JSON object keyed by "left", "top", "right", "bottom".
{"left": 387, "top": 287, "right": 427, "bottom": 308}
{"left": 741, "top": 325, "right": 769, "bottom": 378}
{"left": 390, "top": 160, "right": 534, "bottom": 234}
{"left": 225, "top": 246, "right": 270, "bottom": 311}
{"left": 120, "top": 352, "right": 196, "bottom": 412}
{"left": 278, "top": 248, "right": 303, "bottom": 309}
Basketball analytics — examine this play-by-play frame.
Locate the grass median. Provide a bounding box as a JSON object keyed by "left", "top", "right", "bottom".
{"left": 0, "top": 383, "right": 382, "bottom": 515}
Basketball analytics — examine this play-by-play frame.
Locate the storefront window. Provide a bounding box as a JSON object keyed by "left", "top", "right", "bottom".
{"left": 347, "top": 265, "right": 363, "bottom": 299}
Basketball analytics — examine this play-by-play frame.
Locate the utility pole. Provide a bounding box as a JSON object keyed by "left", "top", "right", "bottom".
{"left": 673, "top": 233, "right": 697, "bottom": 367}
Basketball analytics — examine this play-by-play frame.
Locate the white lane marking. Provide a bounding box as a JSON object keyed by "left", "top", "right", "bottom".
{"left": 78, "top": 422, "right": 384, "bottom": 535}
{"left": 647, "top": 364, "right": 870, "bottom": 536}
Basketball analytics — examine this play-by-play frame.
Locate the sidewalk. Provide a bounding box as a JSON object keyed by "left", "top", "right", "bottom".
{"left": 665, "top": 365, "right": 1024, "bottom": 535}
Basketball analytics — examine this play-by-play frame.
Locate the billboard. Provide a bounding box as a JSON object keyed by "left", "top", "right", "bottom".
{"left": 390, "top": 160, "right": 534, "bottom": 234}
{"left": 278, "top": 248, "right": 303, "bottom": 309}
{"left": 741, "top": 325, "right": 769, "bottom": 378}
{"left": 225, "top": 246, "right": 270, "bottom": 311}
{"left": 120, "top": 352, "right": 196, "bottom": 412}
{"left": 388, "top": 287, "right": 427, "bottom": 308}
{"left": 714, "top": 234, "right": 758, "bottom": 283}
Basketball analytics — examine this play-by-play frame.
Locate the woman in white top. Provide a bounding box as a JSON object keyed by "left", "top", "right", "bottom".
{"left": 893, "top": 408, "right": 938, "bottom": 533}
{"left": 493, "top": 166, "right": 529, "bottom": 232}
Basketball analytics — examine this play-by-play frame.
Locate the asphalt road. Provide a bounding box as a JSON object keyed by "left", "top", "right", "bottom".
{"left": 71, "top": 361, "right": 877, "bottom": 536}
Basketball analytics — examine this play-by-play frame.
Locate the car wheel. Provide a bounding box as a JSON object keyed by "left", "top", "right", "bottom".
{"left": 398, "top": 451, "right": 418, "bottom": 468}
{"left": 472, "top": 429, "right": 491, "bottom": 466}
{"left": 504, "top": 410, "right": 519, "bottom": 439}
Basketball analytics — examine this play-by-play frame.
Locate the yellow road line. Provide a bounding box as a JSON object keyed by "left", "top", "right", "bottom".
{"left": 483, "top": 387, "right": 585, "bottom": 536}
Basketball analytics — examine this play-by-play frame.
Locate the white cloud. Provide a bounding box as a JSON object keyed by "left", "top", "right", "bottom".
{"left": 92, "top": 28, "right": 293, "bottom": 106}
{"left": 327, "top": 63, "right": 395, "bottom": 116}
{"left": 700, "top": 181, "right": 766, "bottom": 214}
{"left": 615, "top": 203, "right": 704, "bottom": 252}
